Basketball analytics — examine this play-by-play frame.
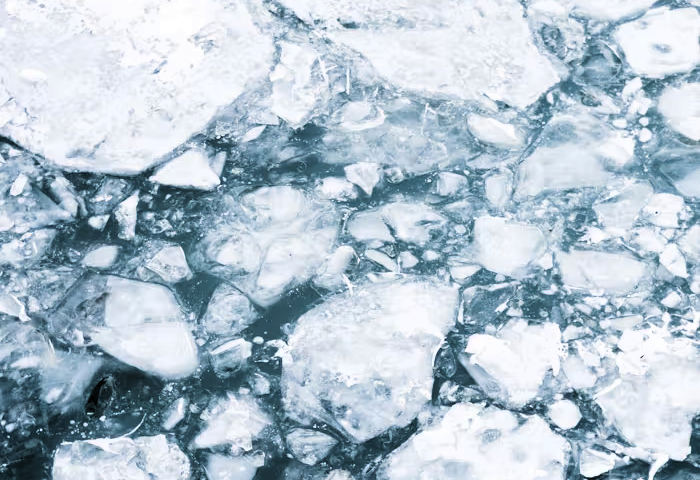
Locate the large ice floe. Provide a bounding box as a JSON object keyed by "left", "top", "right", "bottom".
{"left": 3, "top": 0, "right": 700, "bottom": 479}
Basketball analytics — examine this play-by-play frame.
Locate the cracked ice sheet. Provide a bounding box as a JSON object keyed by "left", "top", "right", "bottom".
{"left": 282, "top": 277, "right": 459, "bottom": 442}
{"left": 0, "top": 0, "right": 274, "bottom": 175}
{"left": 282, "top": 0, "right": 560, "bottom": 108}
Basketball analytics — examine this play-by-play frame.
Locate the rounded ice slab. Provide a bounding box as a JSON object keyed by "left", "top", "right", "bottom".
{"left": 281, "top": 0, "right": 559, "bottom": 108}
{"left": 0, "top": 0, "right": 274, "bottom": 175}
{"left": 615, "top": 8, "right": 700, "bottom": 78}
{"left": 379, "top": 403, "right": 570, "bottom": 480}
{"left": 282, "top": 277, "right": 459, "bottom": 442}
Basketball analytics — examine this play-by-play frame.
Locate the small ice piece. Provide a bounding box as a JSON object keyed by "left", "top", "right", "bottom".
{"left": 194, "top": 393, "right": 271, "bottom": 451}
{"left": 0, "top": 229, "right": 57, "bottom": 267}
{"left": 435, "top": 172, "right": 468, "bottom": 197}
{"left": 379, "top": 403, "right": 569, "bottom": 480}
{"left": 115, "top": 191, "right": 139, "bottom": 240}
{"left": 579, "top": 448, "right": 618, "bottom": 478}
{"left": 347, "top": 211, "right": 394, "bottom": 243}
{"left": 52, "top": 435, "right": 190, "bottom": 480}
{"left": 240, "top": 125, "right": 266, "bottom": 143}
{"left": 201, "top": 283, "right": 258, "bottom": 336}
{"left": 88, "top": 215, "right": 110, "bottom": 230}
{"left": 205, "top": 454, "right": 262, "bottom": 480}
{"left": 658, "top": 83, "right": 700, "bottom": 141}
{"left": 473, "top": 217, "right": 546, "bottom": 277}
{"left": 82, "top": 245, "right": 119, "bottom": 269}
{"left": 398, "top": 251, "right": 419, "bottom": 269}
{"left": 270, "top": 42, "right": 325, "bottom": 128}
{"left": 316, "top": 177, "right": 358, "bottom": 201}
{"left": 548, "top": 399, "right": 581, "bottom": 430}
{"left": 450, "top": 264, "right": 482, "bottom": 282}
{"left": 49, "top": 176, "right": 83, "bottom": 218}
{"left": 515, "top": 146, "right": 611, "bottom": 199}
{"left": 614, "top": 8, "right": 700, "bottom": 78}
{"left": 463, "top": 320, "right": 562, "bottom": 407}
{"left": 679, "top": 225, "right": 700, "bottom": 263}
{"left": 163, "top": 397, "right": 188, "bottom": 430}
{"left": 642, "top": 193, "right": 686, "bottom": 228}
{"left": 660, "top": 244, "right": 688, "bottom": 278}
{"left": 94, "top": 322, "right": 198, "bottom": 379}
{"left": 365, "top": 249, "right": 398, "bottom": 272}
{"left": 283, "top": 278, "right": 458, "bottom": 442}
{"left": 315, "top": 245, "right": 356, "bottom": 290}
{"left": 557, "top": 250, "right": 646, "bottom": 294}
{"left": 345, "top": 162, "right": 382, "bottom": 196}
{"left": 145, "top": 244, "right": 193, "bottom": 283}
{"left": 286, "top": 429, "right": 338, "bottom": 465}
{"left": 661, "top": 291, "right": 683, "bottom": 309}
{"left": 325, "top": 471, "right": 355, "bottom": 480}
{"left": 467, "top": 115, "right": 523, "bottom": 148}
{"left": 9, "top": 173, "right": 28, "bottom": 196}
{"left": 379, "top": 202, "right": 447, "bottom": 246}
{"left": 210, "top": 338, "right": 252, "bottom": 373}
{"left": 594, "top": 183, "right": 653, "bottom": 232}
{"left": 0, "top": 291, "right": 30, "bottom": 322}
{"left": 484, "top": 172, "right": 512, "bottom": 210}
{"left": 596, "top": 354, "right": 700, "bottom": 460}
{"left": 150, "top": 150, "right": 220, "bottom": 191}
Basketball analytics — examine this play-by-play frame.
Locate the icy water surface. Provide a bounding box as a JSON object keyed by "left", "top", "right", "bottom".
{"left": 2, "top": 0, "right": 700, "bottom": 479}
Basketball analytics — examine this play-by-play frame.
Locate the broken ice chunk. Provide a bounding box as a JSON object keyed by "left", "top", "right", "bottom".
{"left": 467, "top": 115, "right": 524, "bottom": 149}
{"left": 41, "top": 351, "right": 102, "bottom": 411}
{"left": 379, "top": 403, "right": 569, "bottom": 480}
{"left": 143, "top": 244, "right": 193, "bottom": 283}
{"left": 614, "top": 8, "right": 700, "bottom": 78}
{"left": 333, "top": 101, "right": 385, "bottom": 132}
{"left": 435, "top": 172, "right": 468, "bottom": 197}
{"left": 347, "top": 211, "right": 394, "bottom": 243}
{"left": 579, "top": 448, "right": 618, "bottom": 478}
{"left": 379, "top": 202, "right": 447, "bottom": 246}
{"left": 52, "top": 435, "right": 190, "bottom": 480}
{"left": 365, "top": 249, "right": 398, "bottom": 272}
{"left": 209, "top": 338, "right": 252, "bottom": 373}
{"left": 194, "top": 393, "right": 272, "bottom": 451}
{"left": 515, "top": 146, "right": 611, "bottom": 199}
{"left": 115, "top": 191, "right": 139, "bottom": 240}
{"left": 315, "top": 177, "right": 358, "bottom": 202}
{"left": 679, "top": 225, "right": 700, "bottom": 263}
{"left": 548, "top": 399, "right": 581, "bottom": 430}
{"left": 659, "top": 243, "right": 688, "bottom": 278}
{"left": 557, "top": 250, "right": 646, "bottom": 294}
{"left": 205, "top": 454, "right": 263, "bottom": 480}
{"left": 484, "top": 172, "right": 512, "bottom": 210}
{"left": 594, "top": 183, "right": 653, "bottom": 232}
{"left": 0, "top": 229, "right": 57, "bottom": 267}
{"left": 94, "top": 321, "right": 198, "bottom": 379}
{"left": 283, "top": 278, "right": 458, "bottom": 442}
{"left": 314, "top": 245, "right": 356, "bottom": 290}
{"left": 658, "top": 83, "right": 700, "bottom": 141}
{"left": 0, "top": 0, "right": 274, "bottom": 174}
{"left": 201, "top": 283, "right": 257, "bottom": 336}
{"left": 462, "top": 320, "right": 562, "bottom": 407}
{"left": 150, "top": 150, "right": 220, "bottom": 191}
{"left": 286, "top": 429, "right": 338, "bottom": 465}
{"left": 344, "top": 162, "right": 382, "bottom": 196}
{"left": 163, "top": 397, "right": 188, "bottom": 430}
{"left": 82, "top": 245, "right": 120, "bottom": 269}
{"left": 642, "top": 193, "right": 687, "bottom": 228}
{"left": 472, "top": 217, "right": 546, "bottom": 278}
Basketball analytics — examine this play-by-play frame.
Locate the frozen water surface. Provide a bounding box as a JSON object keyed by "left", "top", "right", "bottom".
{"left": 2, "top": 0, "right": 700, "bottom": 479}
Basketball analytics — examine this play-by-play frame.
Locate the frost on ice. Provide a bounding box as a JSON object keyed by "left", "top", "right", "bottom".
{"left": 282, "top": 278, "right": 459, "bottom": 442}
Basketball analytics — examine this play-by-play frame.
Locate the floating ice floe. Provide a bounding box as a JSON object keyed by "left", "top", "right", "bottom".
{"left": 378, "top": 403, "right": 570, "bottom": 480}
{"left": 0, "top": 0, "right": 274, "bottom": 174}
{"left": 282, "top": 277, "right": 459, "bottom": 442}
{"left": 557, "top": 250, "right": 646, "bottom": 294}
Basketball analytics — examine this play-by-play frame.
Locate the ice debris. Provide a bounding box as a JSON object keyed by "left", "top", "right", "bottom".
{"left": 282, "top": 278, "right": 459, "bottom": 442}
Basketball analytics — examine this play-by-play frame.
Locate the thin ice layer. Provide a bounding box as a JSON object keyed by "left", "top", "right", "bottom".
{"left": 0, "top": 0, "right": 274, "bottom": 174}
{"left": 282, "top": 277, "right": 459, "bottom": 442}
{"left": 379, "top": 403, "right": 569, "bottom": 480}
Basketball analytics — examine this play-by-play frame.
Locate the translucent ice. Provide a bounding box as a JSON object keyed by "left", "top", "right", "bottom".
{"left": 594, "top": 183, "right": 653, "bottom": 232}
{"left": 201, "top": 283, "right": 258, "bottom": 336}
{"left": 52, "top": 435, "right": 190, "bottom": 480}
{"left": 472, "top": 217, "right": 546, "bottom": 278}
{"left": 379, "top": 403, "right": 570, "bottom": 480}
{"left": 285, "top": 428, "right": 338, "bottom": 465}
{"left": 282, "top": 278, "right": 459, "bottom": 442}
{"left": 0, "top": 0, "right": 274, "bottom": 174}
{"left": 658, "top": 83, "right": 700, "bottom": 141}
{"left": 615, "top": 8, "right": 700, "bottom": 78}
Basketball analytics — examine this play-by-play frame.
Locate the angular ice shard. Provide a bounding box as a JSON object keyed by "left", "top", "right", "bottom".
{"left": 515, "top": 146, "right": 611, "bottom": 199}
{"left": 378, "top": 202, "right": 447, "bottom": 246}
{"left": 579, "top": 449, "right": 618, "bottom": 478}
{"left": 642, "top": 193, "right": 687, "bottom": 228}
{"left": 201, "top": 283, "right": 258, "bottom": 336}
{"left": 556, "top": 250, "right": 646, "bottom": 294}
{"left": 0, "top": 0, "right": 274, "bottom": 174}
{"left": 347, "top": 211, "right": 395, "bottom": 243}
{"left": 194, "top": 393, "right": 272, "bottom": 451}
{"left": 472, "top": 217, "right": 546, "bottom": 278}
{"left": 282, "top": 278, "right": 459, "bottom": 442}
{"left": 93, "top": 321, "right": 198, "bottom": 379}
{"left": 658, "top": 83, "right": 700, "bottom": 141}
{"left": 285, "top": 428, "right": 338, "bottom": 465}
{"left": 193, "top": 186, "right": 339, "bottom": 307}
{"left": 660, "top": 243, "right": 688, "bottom": 278}
{"left": 0, "top": 228, "right": 57, "bottom": 267}
{"left": 344, "top": 162, "right": 382, "bottom": 196}
{"left": 379, "top": 403, "right": 569, "bottom": 480}
{"left": 52, "top": 435, "right": 190, "bottom": 480}
{"left": 115, "top": 192, "right": 139, "bottom": 240}
{"left": 597, "top": 354, "right": 700, "bottom": 461}
{"left": 150, "top": 150, "right": 220, "bottom": 191}
{"left": 615, "top": 8, "right": 700, "bottom": 78}
{"left": 594, "top": 183, "right": 653, "bottom": 232}
{"left": 82, "top": 245, "right": 120, "bottom": 270}
{"left": 323, "top": 0, "right": 559, "bottom": 108}
{"left": 41, "top": 351, "right": 102, "bottom": 411}
{"left": 462, "top": 320, "right": 562, "bottom": 407}
{"left": 467, "top": 115, "right": 524, "bottom": 149}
